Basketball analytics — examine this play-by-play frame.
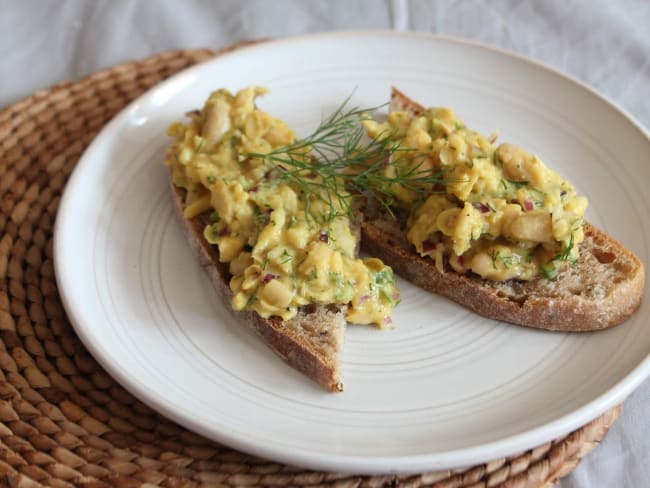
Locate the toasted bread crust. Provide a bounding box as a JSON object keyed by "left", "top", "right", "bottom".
{"left": 171, "top": 182, "right": 344, "bottom": 391}
{"left": 360, "top": 87, "right": 646, "bottom": 331}
{"left": 362, "top": 218, "right": 644, "bottom": 331}
{"left": 390, "top": 87, "right": 426, "bottom": 116}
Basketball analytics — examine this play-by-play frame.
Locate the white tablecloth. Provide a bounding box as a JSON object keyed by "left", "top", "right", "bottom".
{"left": 2, "top": 1, "right": 648, "bottom": 486}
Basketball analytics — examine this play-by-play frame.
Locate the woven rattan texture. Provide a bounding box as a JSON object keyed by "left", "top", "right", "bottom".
{"left": 0, "top": 45, "right": 620, "bottom": 488}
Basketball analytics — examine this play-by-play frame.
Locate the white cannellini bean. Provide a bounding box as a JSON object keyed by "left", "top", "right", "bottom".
{"left": 202, "top": 98, "right": 231, "bottom": 144}
{"left": 470, "top": 252, "right": 494, "bottom": 278}
{"left": 507, "top": 212, "right": 553, "bottom": 242}
{"left": 498, "top": 143, "right": 532, "bottom": 182}
{"left": 260, "top": 279, "right": 293, "bottom": 308}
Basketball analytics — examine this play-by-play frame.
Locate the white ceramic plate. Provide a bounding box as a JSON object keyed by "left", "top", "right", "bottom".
{"left": 54, "top": 32, "right": 650, "bottom": 473}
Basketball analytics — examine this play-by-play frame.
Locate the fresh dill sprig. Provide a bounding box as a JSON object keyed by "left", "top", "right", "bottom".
{"left": 247, "top": 97, "right": 447, "bottom": 223}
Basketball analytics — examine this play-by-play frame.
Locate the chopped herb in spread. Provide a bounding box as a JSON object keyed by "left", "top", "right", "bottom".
{"left": 166, "top": 87, "right": 399, "bottom": 326}
{"left": 363, "top": 104, "right": 588, "bottom": 281}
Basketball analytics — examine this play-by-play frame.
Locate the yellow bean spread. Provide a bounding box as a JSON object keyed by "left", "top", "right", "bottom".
{"left": 363, "top": 107, "right": 588, "bottom": 281}
{"left": 166, "top": 87, "right": 398, "bottom": 327}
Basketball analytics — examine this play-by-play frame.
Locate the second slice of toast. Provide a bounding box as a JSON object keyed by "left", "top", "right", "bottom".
{"left": 360, "top": 88, "right": 644, "bottom": 331}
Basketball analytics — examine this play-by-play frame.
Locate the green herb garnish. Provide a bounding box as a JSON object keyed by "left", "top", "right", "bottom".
{"left": 554, "top": 231, "right": 576, "bottom": 263}
{"left": 380, "top": 288, "right": 400, "bottom": 306}
{"left": 374, "top": 268, "right": 394, "bottom": 285}
{"left": 541, "top": 261, "right": 558, "bottom": 279}
{"left": 493, "top": 151, "right": 501, "bottom": 167}
{"left": 244, "top": 293, "right": 257, "bottom": 309}
{"left": 329, "top": 272, "right": 343, "bottom": 286}
{"left": 279, "top": 249, "right": 293, "bottom": 264}
{"left": 489, "top": 250, "right": 518, "bottom": 269}
{"left": 490, "top": 250, "right": 500, "bottom": 269}
{"left": 247, "top": 96, "right": 448, "bottom": 222}
{"left": 501, "top": 178, "right": 529, "bottom": 190}
{"left": 499, "top": 253, "right": 517, "bottom": 268}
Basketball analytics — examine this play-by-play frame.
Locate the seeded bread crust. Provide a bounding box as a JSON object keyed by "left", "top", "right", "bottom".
{"left": 171, "top": 182, "right": 345, "bottom": 391}
{"left": 360, "top": 88, "right": 645, "bottom": 331}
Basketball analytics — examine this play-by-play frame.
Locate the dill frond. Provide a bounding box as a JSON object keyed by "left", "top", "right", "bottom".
{"left": 247, "top": 97, "right": 446, "bottom": 223}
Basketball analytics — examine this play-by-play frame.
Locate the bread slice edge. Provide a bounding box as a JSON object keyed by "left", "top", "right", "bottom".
{"left": 361, "top": 218, "right": 644, "bottom": 331}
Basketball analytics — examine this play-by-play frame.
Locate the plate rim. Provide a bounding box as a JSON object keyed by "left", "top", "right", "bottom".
{"left": 53, "top": 30, "right": 650, "bottom": 474}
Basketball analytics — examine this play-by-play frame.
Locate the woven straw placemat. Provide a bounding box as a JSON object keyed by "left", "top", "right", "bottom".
{"left": 0, "top": 44, "right": 621, "bottom": 488}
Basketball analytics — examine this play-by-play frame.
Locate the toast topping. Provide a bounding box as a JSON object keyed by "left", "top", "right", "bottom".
{"left": 363, "top": 106, "right": 588, "bottom": 281}
{"left": 165, "top": 87, "right": 398, "bottom": 327}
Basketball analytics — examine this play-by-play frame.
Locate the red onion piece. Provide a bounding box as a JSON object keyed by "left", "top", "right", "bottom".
{"left": 431, "top": 183, "right": 445, "bottom": 192}
{"left": 473, "top": 202, "right": 490, "bottom": 213}
{"left": 319, "top": 232, "right": 329, "bottom": 243}
{"left": 263, "top": 273, "right": 279, "bottom": 283}
{"left": 523, "top": 200, "right": 534, "bottom": 211}
{"left": 422, "top": 239, "right": 436, "bottom": 252}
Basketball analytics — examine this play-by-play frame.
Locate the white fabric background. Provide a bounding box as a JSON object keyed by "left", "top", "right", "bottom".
{"left": 1, "top": 1, "right": 648, "bottom": 486}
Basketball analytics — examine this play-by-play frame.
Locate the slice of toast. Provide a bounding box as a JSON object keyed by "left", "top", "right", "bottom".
{"left": 171, "top": 182, "right": 346, "bottom": 391}
{"left": 360, "top": 88, "right": 645, "bottom": 331}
